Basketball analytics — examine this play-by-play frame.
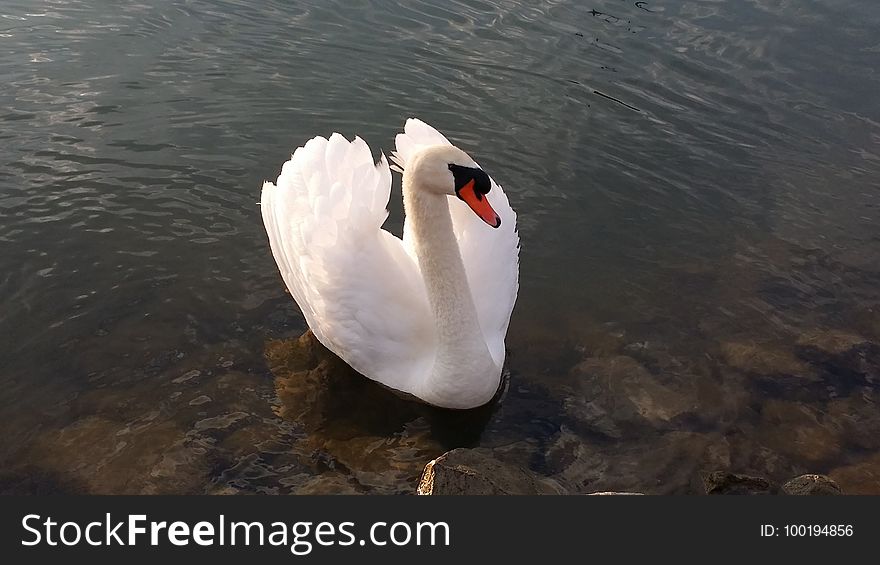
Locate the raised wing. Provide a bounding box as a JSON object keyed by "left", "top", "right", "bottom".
{"left": 390, "top": 118, "right": 519, "bottom": 367}
{"left": 261, "top": 133, "right": 435, "bottom": 391}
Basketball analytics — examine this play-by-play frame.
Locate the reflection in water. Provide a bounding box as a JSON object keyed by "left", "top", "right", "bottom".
{"left": 270, "top": 334, "right": 499, "bottom": 446}
{"left": 1, "top": 0, "right": 879, "bottom": 494}
{"left": 266, "top": 332, "right": 498, "bottom": 493}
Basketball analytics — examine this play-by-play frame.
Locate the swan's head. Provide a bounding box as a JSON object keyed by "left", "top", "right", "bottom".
{"left": 406, "top": 145, "right": 501, "bottom": 228}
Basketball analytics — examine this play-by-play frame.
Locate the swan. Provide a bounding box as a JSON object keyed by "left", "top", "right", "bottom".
{"left": 260, "top": 119, "right": 519, "bottom": 409}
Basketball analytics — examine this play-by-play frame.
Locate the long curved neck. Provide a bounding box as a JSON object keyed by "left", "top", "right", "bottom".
{"left": 403, "top": 171, "right": 497, "bottom": 406}
{"left": 403, "top": 177, "right": 482, "bottom": 349}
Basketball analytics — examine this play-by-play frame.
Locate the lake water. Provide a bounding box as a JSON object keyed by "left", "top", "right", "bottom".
{"left": 2, "top": 0, "right": 879, "bottom": 494}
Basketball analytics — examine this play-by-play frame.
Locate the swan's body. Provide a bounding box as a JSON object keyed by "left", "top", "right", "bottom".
{"left": 260, "top": 119, "right": 519, "bottom": 409}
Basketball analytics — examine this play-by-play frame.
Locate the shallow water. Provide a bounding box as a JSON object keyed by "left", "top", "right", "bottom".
{"left": 2, "top": 0, "right": 879, "bottom": 494}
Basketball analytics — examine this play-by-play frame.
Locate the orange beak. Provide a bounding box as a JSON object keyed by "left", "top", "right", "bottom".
{"left": 457, "top": 179, "right": 501, "bottom": 228}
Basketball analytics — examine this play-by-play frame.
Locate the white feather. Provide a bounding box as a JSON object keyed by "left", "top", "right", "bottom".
{"left": 262, "top": 135, "right": 434, "bottom": 394}
{"left": 261, "top": 119, "right": 519, "bottom": 407}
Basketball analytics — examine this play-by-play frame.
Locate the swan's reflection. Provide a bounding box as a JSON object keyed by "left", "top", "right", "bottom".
{"left": 266, "top": 331, "right": 498, "bottom": 490}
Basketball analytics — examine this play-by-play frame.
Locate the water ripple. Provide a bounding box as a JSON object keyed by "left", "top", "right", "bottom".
{"left": 2, "top": 0, "right": 879, "bottom": 494}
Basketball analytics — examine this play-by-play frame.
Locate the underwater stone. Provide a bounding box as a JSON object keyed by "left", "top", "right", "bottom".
{"left": 418, "top": 448, "right": 564, "bottom": 495}
{"left": 720, "top": 341, "right": 816, "bottom": 379}
{"left": 701, "top": 471, "right": 773, "bottom": 495}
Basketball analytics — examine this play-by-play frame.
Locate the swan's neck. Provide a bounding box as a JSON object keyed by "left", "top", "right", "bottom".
{"left": 403, "top": 173, "right": 498, "bottom": 407}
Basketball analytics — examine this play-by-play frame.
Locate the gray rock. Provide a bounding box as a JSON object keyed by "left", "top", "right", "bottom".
{"left": 417, "top": 448, "right": 564, "bottom": 495}
{"left": 701, "top": 471, "right": 773, "bottom": 495}
{"left": 781, "top": 474, "right": 842, "bottom": 495}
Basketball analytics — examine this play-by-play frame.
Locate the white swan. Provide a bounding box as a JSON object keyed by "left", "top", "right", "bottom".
{"left": 260, "top": 119, "right": 519, "bottom": 409}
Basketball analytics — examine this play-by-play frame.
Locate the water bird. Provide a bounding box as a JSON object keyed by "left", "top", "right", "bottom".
{"left": 261, "top": 119, "right": 519, "bottom": 409}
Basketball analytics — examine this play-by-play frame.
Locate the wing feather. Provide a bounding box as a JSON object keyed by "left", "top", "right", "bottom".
{"left": 261, "top": 133, "right": 435, "bottom": 392}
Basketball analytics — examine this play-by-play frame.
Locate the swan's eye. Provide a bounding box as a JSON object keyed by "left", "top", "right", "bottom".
{"left": 448, "top": 164, "right": 491, "bottom": 195}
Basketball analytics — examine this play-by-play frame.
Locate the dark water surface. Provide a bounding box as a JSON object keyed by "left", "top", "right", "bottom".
{"left": 2, "top": 0, "right": 879, "bottom": 494}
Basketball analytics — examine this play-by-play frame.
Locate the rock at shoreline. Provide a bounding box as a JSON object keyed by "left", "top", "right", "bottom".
{"left": 417, "top": 450, "right": 846, "bottom": 496}
{"left": 781, "top": 474, "right": 842, "bottom": 495}
{"left": 417, "top": 448, "right": 564, "bottom": 495}
{"left": 701, "top": 471, "right": 773, "bottom": 495}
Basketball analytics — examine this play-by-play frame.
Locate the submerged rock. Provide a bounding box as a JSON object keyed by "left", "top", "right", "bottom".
{"left": 724, "top": 429, "right": 795, "bottom": 483}
{"left": 545, "top": 426, "right": 730, "bottom": 495}
{"left": 701, "top": 471, "right": 773, "bottom": 495}
{"left": 17, "top": 415, "right": 207, "bottom": 494}
{"left": 829, "top": 453, "right": 880, "bottom": 495}
{"left": 795, "top": 329, "right": 879, "bottom": 384}
{"left": 796, "top": 330, "right": 870, "bottom": 356}
{"left": 266, "top": 330, "right": 501, "bottom": 493}
{"left": 564, "top": 355, "right": 698, "bottom": 439}
{"left": 719, "top": 341, "right": 816, "bottom": 379}
{"left": 758, "top": 400, "right": 842, "bottom": 465}
{"left": 543, "top": 427, "right": 608, "bottom": 491}
{"left": 417, "top": 448, "right": 564, "bottom": 495}
{"left": 574, "top": 324, "right": 627, "bottom": 358}
{"left": 781, "top": 474, "right": 842, "bottom": 495}
{"left": 827, "top": 393, "right": 880, "bottom": 451}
